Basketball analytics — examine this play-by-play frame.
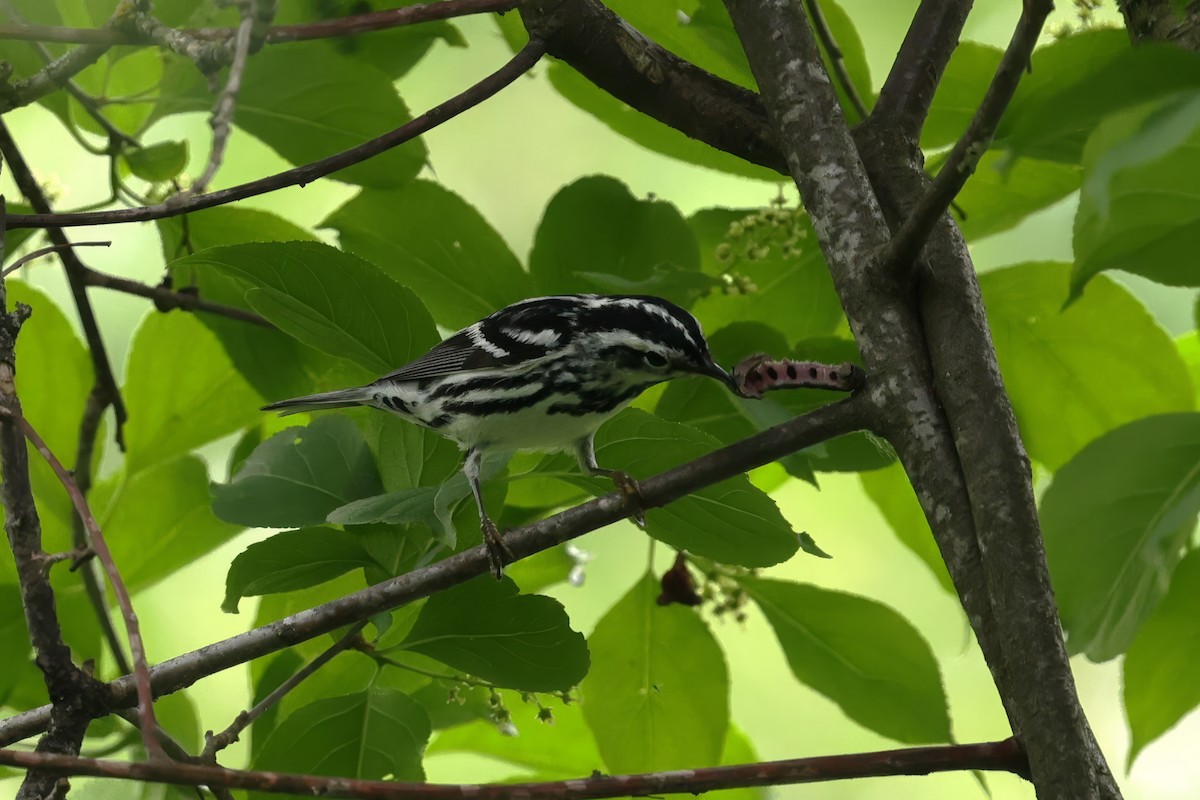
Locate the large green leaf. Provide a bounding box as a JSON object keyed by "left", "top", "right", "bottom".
{"left": 323, "top": 181, "right": 532, "bottom": 330}
{"left": 233, "top": 42, "right": 427, "bottom": 187}
{"left": 1072, "top": 92, "right": 1200, "bottom": 297}
{"left": 981, "top": 262, "right": 1194, "bottom": 471}
{"left": 251, "top": 687, "right": 431, "bottom": 796}
{"left": 0, "top": 584, "right": 33, "bottom": 706}
{"left": 530, "top": 176, "right": 701, "bottom": 303}
{"left": 582, "top": 573, "right": 729, "bottom": 773}
{"left": 1042, "top": 413, "right": 1200, "bottom": 661}
{"left": 222, "top": 527, "right": 378, "bottom": 613}
{"left": 90, "top": 456, "right": 242, "bottom": 595}
{"left": 213, "top": 416, "right": 384, "bottom": 528}
{"left": 123, "top": 310, "right": 262, "bottom": 474}
{"left": 740, "top": 577, "right": 951, "bottom": 744}
{"left": 922, "top": 42, "right": 1002, "bottom": 150}
{"left": 1124, "top": 548, "right": 1200, "bottom": 765}
{"left": 555, "top": 409, "right": 804, "bottom": 566}
{"left": 157, "top": 205, "right": 316, "bottom": 264}
{"left": 997, "top": 29, "right": 1200, "bottom": 163}
{"left": 937, "top": 151, "right": 1080, "bottom": 242}
{"left": 397, "top": 576, "right": 588, "bottom": 692}
{"left": 860, "top": 463, "right": 954, "bottom": 593}
{"left": 174, "top": 241, "right": 439, "bottom": 375}
{"left": 687, "top": 208, "right": 845, "bottom": 345}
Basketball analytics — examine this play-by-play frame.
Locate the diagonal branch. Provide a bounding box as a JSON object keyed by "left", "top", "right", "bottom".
{"left": 870, "top": 0, "right": 974, "bottom": 141}
{"left": 0, "top": 393, "right": 871, "bottom": 744}
{"left": 885, "top": 0, "right": 1052, "bottom": 270}
{"left": 5, "top": 40, "right": 546, "bottom": 230}
{"left": 80, "top": 267, "right": 271, "bottom": 326}
{"left": 0, "top": 122, "right": 128, "bottom": 447}
{"left": 802, "top": 0, "right": 869, "bottom": 121}
{"left": 0, "top": 737, "right": 1028, "bottom": 797}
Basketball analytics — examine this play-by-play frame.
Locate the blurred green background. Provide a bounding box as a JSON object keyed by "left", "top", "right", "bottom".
{"left": 1, "top": 0, "right": 1196, "bottom": 797}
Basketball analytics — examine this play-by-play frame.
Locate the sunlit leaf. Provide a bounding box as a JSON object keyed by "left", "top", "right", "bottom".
{"left": 121, "top": 140, "right": 189, "bottom": 183}
{"left": 1042, "top": 413, "right": 1200, "bottom": 661}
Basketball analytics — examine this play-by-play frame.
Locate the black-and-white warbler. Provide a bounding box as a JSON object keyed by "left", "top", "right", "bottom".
{"left": 263, "top": 294, "right": 737, "bottom": 576}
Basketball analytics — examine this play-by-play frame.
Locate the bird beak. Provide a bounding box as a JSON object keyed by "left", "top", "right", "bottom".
{"left": 697, "top": 355, "right": 739, "bottom": 394}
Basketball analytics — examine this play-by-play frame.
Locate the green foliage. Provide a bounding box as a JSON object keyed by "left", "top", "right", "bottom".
{"left": 213, "top": 416, "right": 384, "bottom": 528}
{"left": 934, "top": 152, "right": 1081, "bottom": 242}
{"left": 395, "top": 576, "right": 589, "bottom": 692}
{"left": 860, "top": 462, "right": 954, "bottom": 593}
{"left": 582, "top": 574, "right": 729, "bottom": 773}
{"left": 1042, "top": 413, "right": 1200, "bottom": 662}
{"left": 120, "top": 140, "right": 189, "bottom": 183}
{"left": 739, "top": 577, "right": 951, "bottom": 744}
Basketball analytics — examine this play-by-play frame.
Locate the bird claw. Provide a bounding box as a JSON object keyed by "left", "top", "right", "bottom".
{"left": 481, "top": 517, "right": 514, "bottom": 580}
{"left": 609, "top": 470, "right": 647, "bottom": 529}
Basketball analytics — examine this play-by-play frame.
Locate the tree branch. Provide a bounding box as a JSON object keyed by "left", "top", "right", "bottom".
{"left": 0, "top": 0, "right": 519, "bottom": 47}
{"left": 870, "top": 0, "right": 973, "bottom": 141}
{"left": 885, "top": 0, "right": 1052, "bottom": 270}
{"left": 0, "top": 393, "right": 870, "bottom": 744}
{"left": 1, "top": 241, "right": 111, "bottom": 275}
{"left": 0, "top": 737, "right": 1027, "bottom": 797}
{"left": 80, "top": 266, "right": 272, "bottom": 326}
{"left": 802, "top": 0, "right": 869, "bottom": 121}
{"left": 16, "top": 415, "right": 163, "bottom": 759}
{"left": 0, "top": 122, "right": 128, "bottom": 448}
{"left": 4, "top": 40, "right": 546, "bottom": 230}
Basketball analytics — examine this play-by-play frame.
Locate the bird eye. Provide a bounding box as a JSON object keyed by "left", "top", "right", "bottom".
{"left": 643, "top": 351, "right": 668, "bottom": 368}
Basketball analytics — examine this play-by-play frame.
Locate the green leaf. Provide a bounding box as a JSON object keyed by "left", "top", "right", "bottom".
{"left": 398, "top": 576, "right": 589, "bottom": 692}
{"left": 740, "top": 577, "right": 951, "bottom": 744}
{"left": 71, "top": 47, "right": 161, "bottom": 136}
{"left": 506, "top": 545, "right": 577, "bottom": 594}
{"left": 358, "top": 411, "right": 461, "bottom": 492}
{"left": 560, "top": 410, "right": 803, "bottom": 566}
{"left": 223, "top": 527, "right": 377, "bottom": 613}
{"left": 90, "top": 456, "right": 242, "bottom": 595}
{"left": 530, "top": 176, "right": 701, "bottom": 304}
{"left": 860, "top": 463, "right": 954, "bottom": 593}
{"left": 934, "top": 151, "right": 1080, "bottom": 242}
{"left": 233, "top": 42, "right": 427, "bottom": 187}
{"left": 213, "top": 416, "right": 385, "bottom": 528}
{"left": 121, "top": 140, "right": 189, "bottom": 183}
{"left": 687, "top": 208, "right": 844, "bottom": 344}
{"left": 1072, "top": 92, "right": 1200, "bottom": 296}
{"left": 981, "top": 262, "right": 1194, "bottom": 470}
{"left": 249, "top": 650, "right": 305, "bottom": 758}
{"left": 2, "top": 203, "right": 39, "bottom": 260}
{"left": 1124, "top": 548, "right": 1200, "bottom": 765}
{"left": 175, "top": 240, "right": 439, "bottom": 375}
{"left": 328, "top": 486, "right": 440, "bottom": 528}
{"left": 123, "top": 310, "right": 262, "bottom": 474}
{"left": 1180, "top": 331, "right": 1200, "bottom": 407}
{"left": 251, "top": 687, "right": 431, "bottom": 796}
{"left": 998, "top": 29, "right": 1200, "bottom": 163}
{"left": 582, "top": 573, "right": 728, "bottom": 773}
{"left": 157, "top": 205, "right": 317, "bottom": 264}
{"left": 0, "top": 584, "right": 33, "bottom": 706}
{"left": 323, "top": 181, "right": 532, "bottom": 330}
{"left": 922, "top": 42, "right": 1002, "bottom": 150}
{"left": 154, "top": 691, "right": 201, "bottom": 754}
{"left": 1042, "top": 413, "right": 1200, "bottom": 661}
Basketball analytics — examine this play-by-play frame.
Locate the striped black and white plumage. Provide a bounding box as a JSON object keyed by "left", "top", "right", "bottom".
{"left": 263, "top": 294, "right": 736, "bottom": 576}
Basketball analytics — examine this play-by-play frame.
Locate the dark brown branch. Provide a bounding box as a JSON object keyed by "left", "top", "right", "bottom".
{"left": 802, "top": 0, "right": 869, "bottom": 121}
{"left": 870, "top": 0, "right": 973, "bottom": 141}
{"left": 17, "top": 416, "right": 163, "bottom": 759}
{"left": 80, "top": 266, "right": 272, "bottom": 326}
{"left": 1, "top": 241, "right": 110, "bottom": 275}
{"left": 885, "top": 0, "right": 1052, "bottom": 270}
{"left": 0, "top": 122, "right": 128, "bottom": 447}
{"left": 0, "top": 199, "right": 110, "bottom": 798}
{"left": 0, "top": 737, "right": 1028, "bottom": 797}
{"left": 5, "top": 40, "right": 546, "bottom": 230}
{"left": 200, "top": 622, "right": 368, "bottom": 761}
{"left": 0, "top": 0, "right": 519, "bottom": 46}
{"left": 0, "top": 393, "right": 870, "bottom": 744}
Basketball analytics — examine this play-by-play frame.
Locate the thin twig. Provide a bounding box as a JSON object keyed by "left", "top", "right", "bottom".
{"left": 885, "top": 0, "right": 1053, "bottom": 270}
{"left": 0, "top": 737, "right": 1029, "bottom": 797}
{"left": 80, "top": 266, "right": 272, "bottom": 326}
{"left": 1, "top": 241, "right": 110, "bottom": 276}
{"left": 0, "top": 0, "right": 519, "bottom": 46}
{"left": 0, "top": 393, "right": 871, "bottom": 745}
{"left": 17, "top": 416, "right": 164, "bottom": 759}
{"left": 189, "top": 5, "right": 258, "bottom": 195}
{"left": 201, "top": 622, "right": 368, "bottom": 761}
{"left": 802, "top": 0, "right": 869, "bottom": 121}
{"left": 0, "top": 122, "right": 128, "bottom": 448}
{"left": 6, "top": 39, "right": 546, "bottom": 230}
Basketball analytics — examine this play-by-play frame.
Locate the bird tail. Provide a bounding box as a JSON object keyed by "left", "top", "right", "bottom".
{"left": 261, "top": 387, "right": 373, "bottom": 416}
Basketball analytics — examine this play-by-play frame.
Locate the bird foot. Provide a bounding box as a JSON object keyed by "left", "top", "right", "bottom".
{"left": 609, "top": 469, "right": 647, "bottom": 529}
{"left": 481, "top": 517, "right": 514, "bottom": 580}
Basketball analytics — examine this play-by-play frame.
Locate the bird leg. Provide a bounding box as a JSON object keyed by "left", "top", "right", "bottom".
{"left": 464, "top": 449, "right": 512, "bottom": 579}
{"left": 575, "top": 436, "right": 647, "bottom": 528}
